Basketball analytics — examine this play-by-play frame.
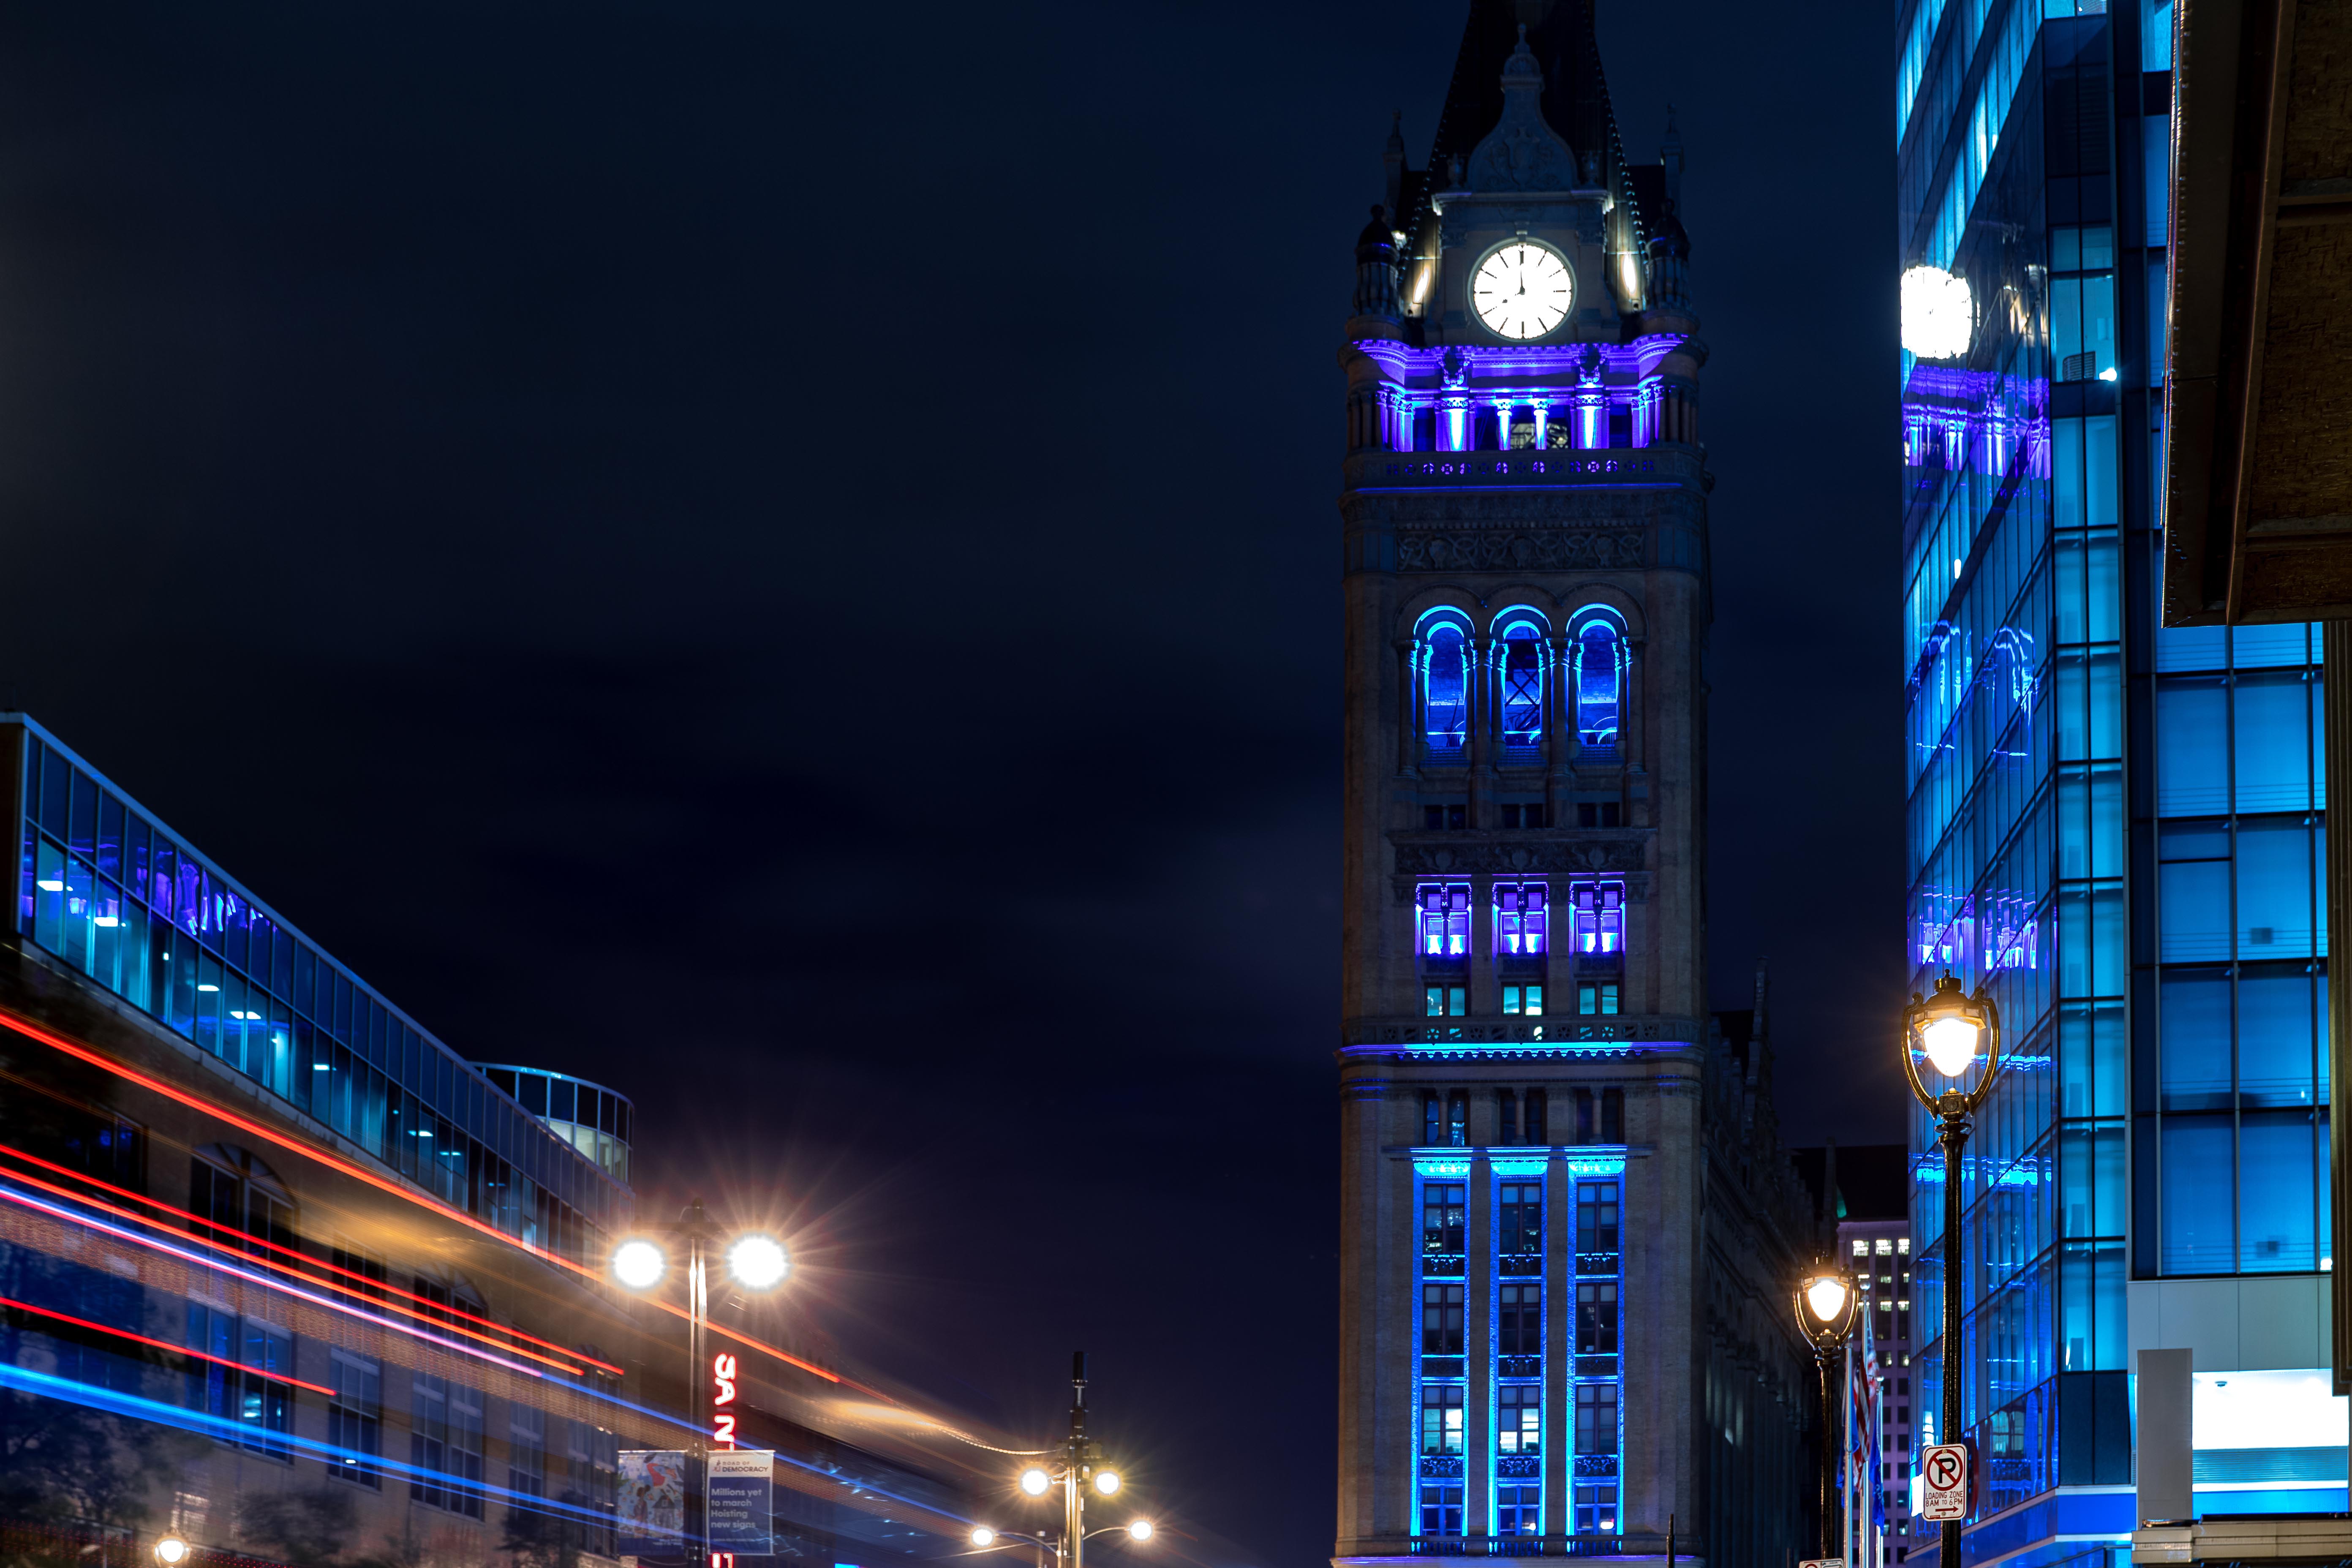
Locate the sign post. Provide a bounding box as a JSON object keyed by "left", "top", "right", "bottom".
{"left": 1919, "top": 1443, "right": 1970, "bottom": 1523}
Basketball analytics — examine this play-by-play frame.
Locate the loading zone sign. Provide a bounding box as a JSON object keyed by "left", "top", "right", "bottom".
{"left": 1919, "top": 1443, "right": 1970, "bottom": 1521}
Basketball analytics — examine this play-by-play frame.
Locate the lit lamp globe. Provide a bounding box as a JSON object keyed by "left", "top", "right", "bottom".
{"left": 1128, "top": 1520, "right": 1154, "bottom": 1543}
{"left": 970, "top": 1528, "right": 996, "bottom": 1547}
{"left": 1019, "top": 1468, "right": 1051, "bottom": 1497}
{"left": 728, "top": 1236, "right": 789, "bottom": 1290}
{"left": 611, "top": 1240, "right": 666, "bottom": 1290}
{"left": 1093, "top": 1470, "right": 1122, "bottom": 1497}
{"left": 154, "top": 1538, "right": 190, "bottom": 1567}
{"left": 1803, "top": 1274, "right": 1850, "bottom": 1326}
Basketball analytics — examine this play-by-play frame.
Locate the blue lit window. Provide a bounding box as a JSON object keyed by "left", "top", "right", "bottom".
{"left": 1497, "top": 1481, "right": 1541, "bottom": 1534}
{"left": 411, "top": 1369, "right": 487, "bottom": 1516}
{"left": 185, "top": 1303, "right": 293, "bottom": 1460}
{"left": 1425, "top": 985, "right": 1467, "bottom": 1017}
{"left": 1499, "top": 1185, "right": 1544, "bottom": 1256}
{"left": 1578, "top": 982, "right": 1620, "bottom": 1015}
{"left": 1499, "top": 1283, "right": 1543, "bottom": 1357}
{"left": 1497, "top": 619, "right": 1548, "bottom": 749}
{"left": 1419, "top": 1382, "right": 1464, "bottom": 1453}
{"left": 1418, "top": 883, "right": 1472, "bottom": 958}
{"left": 1576, "top": 1283, "right": 1619, "bottom": 1355}
{"left": 328, "top": 1350, "right": 382, "bottom": 1487}
{"left": 1572, "top": 617, "right": 1624, "bottom": 750}
{"left": 1420, "top": 615, "right": 1472, "bottom": 757}
{"left": 1572, "top": 1477, "right": 1617, "bottom": 1535}
{"left": 1498, "top": 1386, "right": 1540, "bottom": 1454}
{"left": 1577, "top": 1181, "right": 1620, "bottom": 1249}
{"left": 1502, "top": 984, "right": 1544, "bottom": 1015}
{"left": 1418, "top": 1482, "right": 1463, "bottom": 1535}
{"left": 1423, "top": 1185, "right": 1467, "bottom": 1254}
{"left": 1569, "top": 881, "right": 1624, "bottom": 955}
{"left": 1494, "top": 881, "right": 1548, "bottom": 956}
{"left": 1447, "top": 1091, "right": 1468, "bottom": 1145}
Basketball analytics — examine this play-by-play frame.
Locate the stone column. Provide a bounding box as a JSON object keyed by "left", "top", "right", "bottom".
{"left": 1468, "top": 635, "right": 1494, "bottom": 828}
{"left": 1533, "top": 400, "right": 1551, "bottom": 452}
{"left": 1547, "top": 632, "right": 1573, "bottom": 823}
{"left": 1624, "top": 637, "right": 1647, "bottom": 821}
{"left": 1543, "top": 1147, "right": 1573, "bottom": 1537}
{"left": 1397, "top": 640, "right": 1421, "bottom": 777}
{"left": 1467, "top": 1149, "right": 1494, "bottom": 1541}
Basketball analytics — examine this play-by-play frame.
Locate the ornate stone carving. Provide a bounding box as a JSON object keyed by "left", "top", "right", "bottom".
{"left": 1465, "top": 32, "right": 1577, "bottom": 193}
{"left": 1396, "top": 530, "right": 1647, "bottom": 572}
{"left": 1389, "top": 835, "right": 1647, "bottom": 877}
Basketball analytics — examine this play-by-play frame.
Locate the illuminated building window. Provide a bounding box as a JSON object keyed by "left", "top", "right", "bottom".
{"left": 1497, "top": 1283, "right": 1543, "bottom": 1355}
{"left": 327, "top": 1350, "right": 382, "bottom": 1487}
{"left": 1501, "top": 803, "right": 1550, "bottom": 828}
{"left": 1426, "top": 985, "right": 1468, "bottom": 1017}
{"left": 1497, "top": 1481, "right": 1542, "bottom": 1533}
{"left": 1576, "top": 1283, "right": 1620, "bottom": 1356}
{"left": 1578, "top": 982, "right": 1620, "bottom": 1015}
{"left": 1499, "top": 1185, "right": 1544, "bottom": 1258}
{"left": 1418, "top": 883, "right": 1472, "bottom": 958}
{"left": 1575, "top": 802, "right": 1623, "bottom": 828}
{"left": 1502, "top": 984, "right": 1545, "bottom": 1015}
{"left": 1423, "top": 803, "right": 1469, "bottom": 830}
{"left": 1421, "top": 1288, "right": 1458, "bottom": 1363}
{"left": 1418, "top": 1482, "right": 1464, "bottom": 1535}
{"left": 1420, "top": 617, "right": 1472, "bottom": 757}
{"left": 1577, "top": 1181, "right": 1620, "bottom": 1251}
{"left": 1423, "top": 1092, "right": 1441, "bottom": 1143}
{"left": 1447, "top": 1092, "right": 1468, "bottom": 1145}
{"left": 1572, "top": 618, "right": 1625, "bottom": 751}
{"left": 1423, "top": 1184, "right": 1467, "bottom": 1258}
{"left": 185, "top": 1304, "right": 293, "bottom": 1460}
{"left": 1497, "top": 621, "right": 1547, "bottom": 749}
{"left": 1494, "top": 882, "right": 1549, "bottom": 955}
{"left": 1568, "top": 882, "right": 1625, "bottom": 956}
{"left": 1525, "top": 1089, "right": 1548, "bottom": 1143}
{"left": 509, "top": 1401, "right": 547, "bottom": 1498}
{"left": 189, "top": 1145, "right": 296, "bottom": 1256}
{"left": 1419, "top": 1383, "right": 1465, "bottom": 1453}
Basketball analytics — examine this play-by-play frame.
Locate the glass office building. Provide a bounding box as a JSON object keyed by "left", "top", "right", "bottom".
{"left": 1898, "top": 0, "right": 2335, "bottom": 1562}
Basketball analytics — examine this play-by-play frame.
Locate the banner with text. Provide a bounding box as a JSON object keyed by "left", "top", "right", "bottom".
{"left": 618, "top": 1451, "right": 688, "bottom": 1557}
{"left": 708, "top": 1450, "right": 776, "bottom": 1556}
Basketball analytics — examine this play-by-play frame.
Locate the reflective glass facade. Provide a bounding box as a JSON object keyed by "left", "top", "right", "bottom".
{"left": 5, "top": 716, "right": 623, "bottom": 1261}
{"left": 1897, "top": 0, "right": 2330, "bottom": 1559}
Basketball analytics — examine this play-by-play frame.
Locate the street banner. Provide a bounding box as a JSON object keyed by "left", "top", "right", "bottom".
{"left": 708, "top": 1449, "right": 776, "bottom": 1555}
{"left": 618, "top": 1450, "right": 687, "bottom": 1555}
{"left": 1800, "top": 1558, "right": 1846, "bottom": 1568}
{"left": 1919, "top": 1443, "right": 1969, "bottom": 1522}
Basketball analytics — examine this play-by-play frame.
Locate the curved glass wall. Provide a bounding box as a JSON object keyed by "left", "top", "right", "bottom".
{"left": 476, "top": 1065, "right": 631, "bottom": 1187}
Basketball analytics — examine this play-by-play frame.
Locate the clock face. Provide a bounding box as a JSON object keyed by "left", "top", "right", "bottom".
{"left": 1471, "top": 242, "right": 1574, "bottom": 340}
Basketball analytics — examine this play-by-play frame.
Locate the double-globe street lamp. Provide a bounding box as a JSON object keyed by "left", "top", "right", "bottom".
{"left": 1898, "top": 974, "right": 2006, "bottom": 1568}
{"left": 611, "top": 1199, "right": 791, "bottom": 1568}
{"left": 1792, "top": 1265, "right": 1861, "bottom": 1565}
{"left": 968, "top": 1355, "right": 1151, "bottom": 1568}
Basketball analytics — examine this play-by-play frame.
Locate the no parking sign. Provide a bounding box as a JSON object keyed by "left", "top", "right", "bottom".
{"left": 1919, "top": 1443, "right": 1970, "bottom": 1522}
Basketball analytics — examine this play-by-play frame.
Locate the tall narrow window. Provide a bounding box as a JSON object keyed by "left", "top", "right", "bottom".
{"left": 1422, "top": 1184, "right": 1467, "bottom": 1259}
{"left": 327, "top": 1351, "right": 381, "bottom": 1486}
{"left": 1498, "top": 1385, "right": 1541, "bottom": 1453}
{"left": 1418, "top": 884, "right": 1473, "bottom": 958}
{"left": 1447, "top": 1091, "right": 1469, "bottom": 1146}
{"left": 1525, "top": 1089, "right": 1549, "bottom": 1143}
{"left": 1419, "top": 1383, "right": 1465, "bottom": 1453}
{"left": 1423, "top": 620, "right": 1470, "bottom": 757}
{"left": 1498, "top": 622, "right": 1546, "bottom": 749}
{"left": 1498, "top": 1182, "right": 1544, "bottom": 1259}
{"left": 1494, "top": 882, "right": 1549, "bottom": 955}
{"left": 1574, "top": 620, "right": 1623, "bottom": 751}
{"left": 1569, "top": 882, "right": 1625, "bottom": 955}
{"left": 1423, "top": 1092, "right": 1441, "bottom": 1145}
{"left": 1574, "top": 1088, "right": 1596, "bottom": 1142}
{"left": 1498, "top": 1089, "right": 1520, "bottom": 1144}
{"left": 1601, "top": 1087, "right": 1625, "bottom": 1143}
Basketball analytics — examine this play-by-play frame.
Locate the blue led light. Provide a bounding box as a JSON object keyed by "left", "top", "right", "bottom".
{"left": 1416, "top": 1159, "right": 1473, "bottom": 1178}
{"left": 1489, "top": 1158, "right": 1548, "bottom": 1176}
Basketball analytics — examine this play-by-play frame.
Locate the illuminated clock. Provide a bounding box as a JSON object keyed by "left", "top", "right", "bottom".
{"left": 1471, "top": 240, "right": 1574, "bottom": 340}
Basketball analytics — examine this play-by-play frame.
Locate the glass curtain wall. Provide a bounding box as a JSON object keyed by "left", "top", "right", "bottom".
{"left": 1898, "top": 0, "right": 2326, "bottom": 1553}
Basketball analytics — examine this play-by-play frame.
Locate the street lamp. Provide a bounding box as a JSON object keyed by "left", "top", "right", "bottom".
{"left": 153, "top": 1538, "right": 190, "bottom": 1567}
{"left": 610, "top": 1199, "right": 791, "bottom": 1568}
{"left": 1899, "top": 973, "right": 2005, "bottom": 1568}
{"left": 967, "top": 1355, "right": 1143, "bottom": 1568}
{"left": 1792, "top": 1265, "right": 1861, "bottom": 1563}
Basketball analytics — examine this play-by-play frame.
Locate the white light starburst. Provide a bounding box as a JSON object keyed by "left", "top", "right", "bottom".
{"left": 1901, "top": 265, "right": 1974, "bottom": 360}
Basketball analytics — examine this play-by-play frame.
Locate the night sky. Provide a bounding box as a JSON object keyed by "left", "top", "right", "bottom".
{"left": 0, "top": 3, "right": 1897, "bottom": 1563}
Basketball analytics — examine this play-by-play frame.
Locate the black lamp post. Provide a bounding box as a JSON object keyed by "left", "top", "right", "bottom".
{"left": 1898, "top": 974, "right": 2006, "bottom": 1568}
{"left": 1793, "top": 1264, "right": 1861, "bottom": 1563}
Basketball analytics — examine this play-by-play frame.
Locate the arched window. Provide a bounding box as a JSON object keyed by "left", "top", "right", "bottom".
{"left": 1495, "top": 619, "right": 1547, "bottom": 749}
{"left": 1420, "top": 616, "right": 1470, "bottom": 757}
{"left": 1572, "top": 616, "right": 1625, "bottom": 751}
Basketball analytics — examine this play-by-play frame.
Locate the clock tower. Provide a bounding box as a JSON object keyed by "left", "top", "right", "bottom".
{"left": 1334, "top": 7, "right": 1815, "bottom": 1568}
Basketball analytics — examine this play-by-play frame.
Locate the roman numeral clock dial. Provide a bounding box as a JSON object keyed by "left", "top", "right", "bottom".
{"left": 1471, "top": 240, "right": 1573, "bottom": 340}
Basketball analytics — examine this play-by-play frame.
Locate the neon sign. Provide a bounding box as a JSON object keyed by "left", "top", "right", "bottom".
{"left": 712, "top": 1351, "right": 737, "bottom": 1448}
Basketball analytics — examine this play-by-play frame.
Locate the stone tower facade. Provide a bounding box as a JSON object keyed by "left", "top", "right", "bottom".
{"left": 1334, "top": 7, "right": 1814, "bottom": 1567}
